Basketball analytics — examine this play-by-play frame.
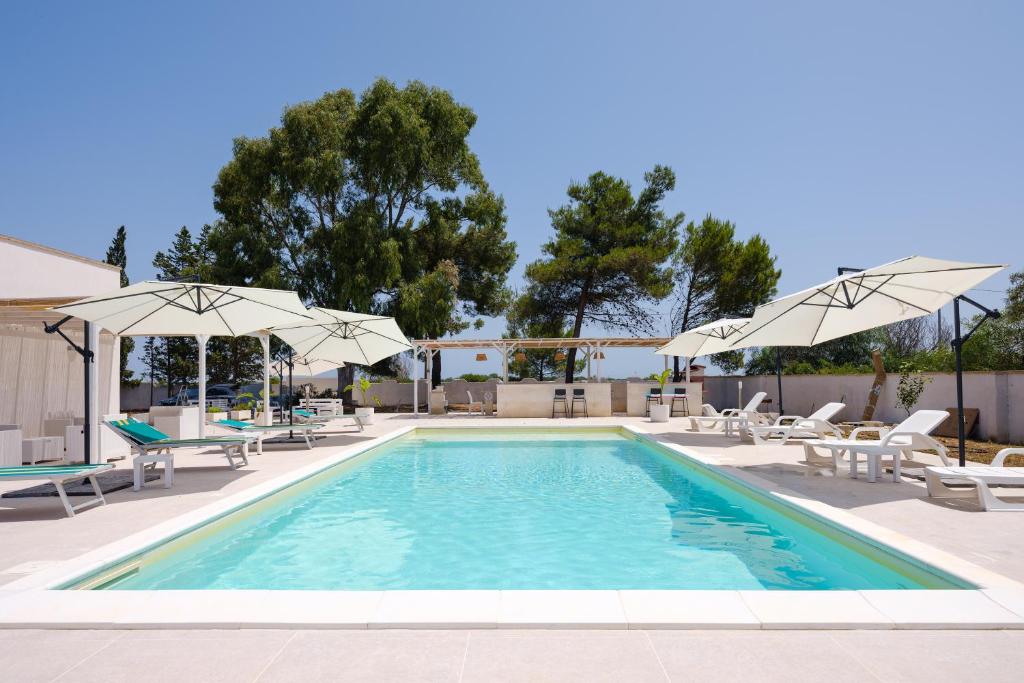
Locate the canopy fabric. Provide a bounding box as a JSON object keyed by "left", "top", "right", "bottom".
{"left": 272, "top": 307, "right": 412, "bottom": 366}
{"left": 291, "top": 355, "right": 345, "bottom": 377}
{"left": 732, "top": 256, "right": 1005, "bottom": 348}
{"left": 655, "top": 318, "right": 752, "bottom": 357}
{"left": 51, "top": 281, "right": 312, "bottom": 336}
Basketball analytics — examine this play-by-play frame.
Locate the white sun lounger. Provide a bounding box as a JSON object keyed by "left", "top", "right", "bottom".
{"left": 749, "top": 402, "right": 845, "bottom": 445}
{"left": 107, "top": 418, "right": 252, "bottom": 491}
{"left": 925, "top": 448, "right": 1024, "bottom": 511}
{"left": 803, "top": 409, "right": 950, "bottom": 482}
{"left": 689, "top": 392, "right": 768, "bottom": 435}
{"left": 216, "top": 419, "right": 328, "bottom": 453}
{"left": 0, "top": 463, "right": 114, "bottom": 517}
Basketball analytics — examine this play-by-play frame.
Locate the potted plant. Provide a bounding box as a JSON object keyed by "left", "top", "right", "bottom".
{"left": 231, "top": 393, "right": 255, "bottom": 421}
{"left": 649, "top": 369, "right": 672, "bottom": 422}
{"left": 345, "top": 377, "right": 378, "bottom": 424}
{"left": 205, "top": 406, "right": 226, "bottom": 423}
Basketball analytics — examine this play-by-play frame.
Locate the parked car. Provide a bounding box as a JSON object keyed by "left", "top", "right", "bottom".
{"left": 157, "top": 384, "right": 237, "bottom": 406}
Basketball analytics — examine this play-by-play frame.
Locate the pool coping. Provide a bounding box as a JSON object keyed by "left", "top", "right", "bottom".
{"left": 2, "top": 422, "right": 1024, "bottom": 630}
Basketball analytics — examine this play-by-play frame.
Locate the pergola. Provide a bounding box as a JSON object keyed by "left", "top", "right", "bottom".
{"left": 410, "top": 337, "right": 674, "bottom": 416}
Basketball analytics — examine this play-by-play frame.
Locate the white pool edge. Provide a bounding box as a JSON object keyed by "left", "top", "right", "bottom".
{"left": 2, "top": 422, "right": 1023, "bottom": 630}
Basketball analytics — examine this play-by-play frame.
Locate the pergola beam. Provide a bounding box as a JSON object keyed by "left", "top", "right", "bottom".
{"left": 411, "top": 337, "right": 672, "bottom": 350}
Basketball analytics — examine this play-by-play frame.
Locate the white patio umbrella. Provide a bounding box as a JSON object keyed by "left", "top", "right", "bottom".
{"left": 274, "top": 354, "right": 345, "bottom": 427}
{"left": 52, "top": 281, "right": 312, "bottom": 434}
{"left": 655, "top": 317, "right": 790, "bottom": 412}
{"left": 271, "top": 307, "right": 412, "bottom": 366}
{"left": 292, "top": 355, "right": 345, "bottom": 377}
{"left": 731, "top": 256, "right": 1006, "bottom": 463}
{"left": 655, "top": 318, "right": 764, "bottom": 410}
{"left": 656, "top": 318, "right": 752, "bottom": 359}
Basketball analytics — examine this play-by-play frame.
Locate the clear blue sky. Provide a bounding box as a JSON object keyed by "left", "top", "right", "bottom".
{"left": 2, "top": 1, "right": 1020, "bottom": 379}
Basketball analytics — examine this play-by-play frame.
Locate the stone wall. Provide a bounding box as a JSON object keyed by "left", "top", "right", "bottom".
{"left": 702, "top": 371, "right": 1024, "bottom": 442}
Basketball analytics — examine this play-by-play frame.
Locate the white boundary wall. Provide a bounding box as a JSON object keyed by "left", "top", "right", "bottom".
{"left": 703, "top": 371, "right": 1024, "bottom": 442}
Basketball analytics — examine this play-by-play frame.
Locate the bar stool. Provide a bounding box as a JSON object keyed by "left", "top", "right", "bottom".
{"left": 645, "top": 387, "right": 662, "bottom": 416}
{"left": 570, "top": 388, "right": 588, "bottom": 418}
{"left": 552, "top": 388, "right": 569, "bottom": 418}
{"left": 670, "top": 387, "right": 690, "bottom": 417}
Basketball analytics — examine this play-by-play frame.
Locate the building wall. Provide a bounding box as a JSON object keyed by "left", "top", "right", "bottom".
{"left": 0, "top": 236, "right": 120, "bottom": 298}
{"left": 702, "top": 371, "right": 1024, "bottom": 442}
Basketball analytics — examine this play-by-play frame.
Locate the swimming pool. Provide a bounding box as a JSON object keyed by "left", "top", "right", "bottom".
{"left": 73, "top": 428, "right": 965, "bottom": 591}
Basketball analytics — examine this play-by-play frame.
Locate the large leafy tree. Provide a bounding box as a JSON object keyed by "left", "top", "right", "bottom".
{"left": 670, "top": 216, "right": 780, "bottom": 379}
{"left": 104, "top": 225, "right": 139, "bottom": 386}
{"left": 516, "top": 166, "right": 682, "bottom": 382}
{"left": 208, "top": 79, "right": 516, "bottom": 389}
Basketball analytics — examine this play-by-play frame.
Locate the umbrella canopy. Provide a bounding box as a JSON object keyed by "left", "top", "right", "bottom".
{"left": 655, "top": 318, "right": 752, "bottom": 358}
{"left": 292, "top": 355, "right": 345, "bottom": 377}
{"left": 50, "top": 280, "right": 312, "bottom": 336}
{"left": 271, "top": 307, "right": 412, "bottom": 366}
{"left": 732, "top": 256, "right": 1005, "bottom": 349}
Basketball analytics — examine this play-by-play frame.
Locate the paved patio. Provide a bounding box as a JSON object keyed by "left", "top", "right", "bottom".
{"left": 2, "top": 413, "right": 1024, "bottom": 681}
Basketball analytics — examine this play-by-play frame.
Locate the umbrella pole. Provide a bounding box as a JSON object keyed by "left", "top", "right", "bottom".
{"left": 951, "top": 295, "right": 1001, "bottom": 466}
{"left": 288, "top": 349, "right": 294, "bottom": 437}
{"left": 775, "top": 347, "right": 784, "bottom": 415}
{"left": 196, "top": 335, "right": 208, "bottom": 438}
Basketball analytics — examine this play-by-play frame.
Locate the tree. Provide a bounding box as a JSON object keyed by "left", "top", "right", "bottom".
{"left": 670, "top": 216, "right": 780, "bottom": 380}
{"left": 745, "top": 331, "right": 878, "bottom": 375}
{"left": 208, "top": 79, "right": 516, "bottom": 391}
{"left": 895, "top": 361, "right": 932, "bottom": 416}
{"left": 149, "top": 226, "right": 205, "bottom": 396}
{"left": 516, "top": 166, "right": 682, "bottom": 382}
{"left": 104, "top": 226, "right": 139, "bottom": 386}
{"left": 503, "top": 295, "right": 581, "bottom": 381}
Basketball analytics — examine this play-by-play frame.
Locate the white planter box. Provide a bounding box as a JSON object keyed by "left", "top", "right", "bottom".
{"left": 229, "top": 409, "right": 252, "bottom": 421}
{"left": 649, "top": 403, "right": 671, "bottom": 423}
{"left": 206, "top": 412, "right": 227, "bottom": 423}
{"left": 355, "top": 407, "right": 375, "bottom": 425}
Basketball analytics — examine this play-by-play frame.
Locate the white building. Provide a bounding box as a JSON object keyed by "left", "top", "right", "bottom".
{"left": 0, "top": 234, "right": 124, "bottom": 464}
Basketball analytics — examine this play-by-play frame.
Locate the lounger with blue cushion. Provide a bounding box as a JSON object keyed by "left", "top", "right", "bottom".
{"left": 293, "top": 409, "right": 365, "bottom": 434}
{"left": 0, "top": 463, "right": 114, "bottom": 517}
{"left": 291, "top": 408, "right": 331, "bottom": 424}
{"left": 215, "top": 418, "right": 327, "bottom": 452}
{"left": 106, "top": 418, "right": 251, "bottom": 491}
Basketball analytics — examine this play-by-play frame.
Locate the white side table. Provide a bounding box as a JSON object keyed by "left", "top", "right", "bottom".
{"left": 0, "top": 426, "right": 22, "bottom": 467}
{"left": 22, "top": 436, "right": 64, "bottom": 465}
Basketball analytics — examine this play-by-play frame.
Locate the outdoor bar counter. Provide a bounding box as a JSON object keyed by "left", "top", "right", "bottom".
{"left": 495, "top": 381, "right": 702, "bottom": 418}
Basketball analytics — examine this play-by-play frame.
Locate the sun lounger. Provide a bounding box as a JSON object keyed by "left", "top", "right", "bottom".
{"left": 0, "top": 463, "right": 113, "bottom": 517}
{"left": 107, "top": 418, "right": 251, "bottom": 491}
{"left": 802, "top": 410, "right": 950, "bottom": 482}
{"left": 291, "top": 408, "right": 331, "bottom": 424}
{"left": 216, "top": 418, "right": 328, "bottom": 453}
{"left": 689, "top": 392, "right": 768, "bottom": 435}
{"left": 925, "top": 448, "right": 1024, "bottom": 511}
{"left": 748, "top": 402, "right": 845, "bottom": 445}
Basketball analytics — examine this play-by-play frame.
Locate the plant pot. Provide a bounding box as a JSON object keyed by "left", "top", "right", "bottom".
{"left": 649, "top": 403, "right": 671, "bottom": 423}
{"left": 355, "top": 407, "right": 375, "bottom": 425}
{"left": 206, "top": 412, "right": 226, "bottom": 423}
{"left": 229, "top": 410, "right": 251, "bottom": 421}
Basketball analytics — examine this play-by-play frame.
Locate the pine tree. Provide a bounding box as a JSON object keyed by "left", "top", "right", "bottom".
{"left": 104, "top": 226, "right": 139, "bottom": 385}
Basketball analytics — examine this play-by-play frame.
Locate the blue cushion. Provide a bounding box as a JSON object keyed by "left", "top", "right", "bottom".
{"left": 110, "top": 418, "right": 168, "bottom": 443}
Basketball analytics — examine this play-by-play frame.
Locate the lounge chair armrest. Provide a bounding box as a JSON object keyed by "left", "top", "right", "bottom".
{"left": 796, "top": 418, "right": 836, "bottom": 431}
{"left": 720, "top": 409, "right": 739, "bottom": 416}
{"left": 774, "top": 414, "right": 805, "bottom": 426}
{"left": 992, "top": 448, "right": 1024, "bottom": 467}
{"left": 849, "top": 426, "right": 888, "bottom": 440}
{"left": 880, "top": 430, "right": 945, "bottom": 456}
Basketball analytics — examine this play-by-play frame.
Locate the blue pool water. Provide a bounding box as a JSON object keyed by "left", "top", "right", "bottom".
{"left": 94, "top": 430, "right": 960, "bottom": 590}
